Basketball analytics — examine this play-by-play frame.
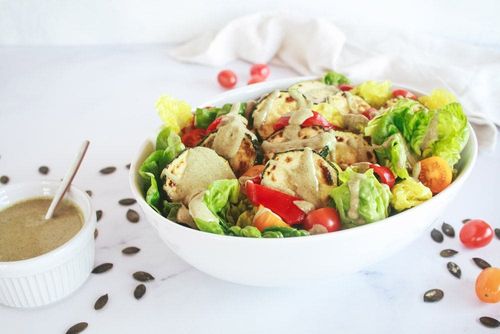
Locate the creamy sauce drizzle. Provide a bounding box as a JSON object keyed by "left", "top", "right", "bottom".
{"left": 293, "top": 148, "right": 320, "bottom": 207}
{"left": 293, "top": 200, "right": 315, "bottom": 213}
{"left": 347, "top": 173, "right": 362, "bottom": 220}
{"left": 212, "top": 103, "right": 252, "bottom": 159}
{"left": 253, "top": 90, "right": 280, "bottom": 127}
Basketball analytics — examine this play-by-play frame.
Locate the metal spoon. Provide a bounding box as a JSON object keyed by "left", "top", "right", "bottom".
{"left": 44, "top": 140, "right": 90, "bottom": 220}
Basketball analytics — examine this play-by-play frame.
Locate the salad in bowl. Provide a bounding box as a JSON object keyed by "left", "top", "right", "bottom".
{"left": 135, "top": 71, "right": 470, "bottom": 239}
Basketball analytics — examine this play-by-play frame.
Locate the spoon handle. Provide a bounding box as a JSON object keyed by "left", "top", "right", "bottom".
{"left": 45, "top": 140, "right": 90, "bottom": 220}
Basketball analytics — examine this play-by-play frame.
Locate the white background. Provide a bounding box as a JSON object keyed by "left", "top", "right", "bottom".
{"left": 1, "top": 0, "right": 500, "bottom": 47}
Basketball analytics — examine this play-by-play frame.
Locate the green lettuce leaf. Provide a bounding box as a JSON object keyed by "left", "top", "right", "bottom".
{"left": 322, "top": 71, "right": 350, "bottom": 85}
{"left": 374, "top": 133, "right": 412, "bottom": 179}
{"left": 422, "top": 103, "right": 469, "bottom": 167}
{"left": 391, "top": 178, "right": 432, "bottom": 211}
{"left": 352, "top": 80, "right": 392, "bottom": 108}
{"left": 203, "top": 179, "right": 240, "bottom": 217}
{"left": 194, "top": 218, "right": 225, "bottom": 235}
{"left": 330, "top": 168, "right": 392, "bottom": 228}
{"left": 194, "top": 103, "right": 246, "bottom": 129}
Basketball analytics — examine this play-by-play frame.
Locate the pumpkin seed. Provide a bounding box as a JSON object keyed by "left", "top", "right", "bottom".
{"left": 92, "top": 263, "right": 113, "bottom": 274}
{"left": 441, "top": 222, "right": 455, "bottom": 238}
{"left": 0, "top": 175, "right": 9, "bottom": 184}
{"left": 85, "top": 190, "right": 92, "bottom": 197}
{"left": 133, "top": 271, "right": 155, "bottom": 282}
{"left": 431, "top": 229, "right": 444, "bottom": 243}
{"left": 38, "top": 166, "right": 49, "bottom": 175}
{"left": 94, "top": 294, "right": 108, "bottom": 310}
{"left": 96, "top": 210, "right": 103, "bottom": 222}
{"left": 440, "top": 249, "right": 458, "bottom": 258}
{"left": 126, "top": 209, "right": 140, "bottom": 223}
{"left": 462, "top": 218, "right": 471, "bottom": 224}
{"left": 99, "top": 166, "right": 116, "bottom": 175}
{"left": 126, "top": 163, "right": 131, "bottom": 169}
{"left": 473, "top": 257, "right": 491, "bottom": 269}
{"left": 94, "top": 228, "right": 98, "bottom": 239}
{"left": 480, "top": 316, "right": 500, "bottom": 328}
{"left": 134, "top": 284, "right": 146, "bottom": 300}
{"left": 119, "top": 198, "right": 136, "bottom": 206}
{"left": 447, "top": 262, "right": 461, "bottom": 279}
{"left": 66, "top": 322, "right": 88, "bottom": 334}
{"left": 122, "top": 246, "right": 140, "bottom": 255}
{"left": 423, "top": 289, "right": 444, "bottom": 302}
{"left": 495, "top": 228, "right": 500, "bottom": 240}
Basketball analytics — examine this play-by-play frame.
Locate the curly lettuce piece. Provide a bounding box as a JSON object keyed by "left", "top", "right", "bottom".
{"left": 323, "top": 71, "right": 350, "bottom": 86}
{"left": 330, "top": 168, "right": 392, "bottom": 228}
{"left": 422, "top": 103, "right": 469, "bottom": 167}
{"left": 352, "top": 80, "right": 392, "bottom": 108}
{"left": 194, "top": 103, "right": 246, "bottom": 129}
{"left": 156, "top": 95, "right": 193, "bottom": 133}
{"left": 391, "top": 178, "right": 432, "bottom": 211}
{"left": 418, "top": 89, "right": 457, "bottom": 110}
{"left": 189, "top": 192, "right": 225, "bottom": 235}
{"left": 375, "top": 133, "right": 413, "bottom": 179}
{"left": 139, "top": 128, "right": 185, "bottom": 213}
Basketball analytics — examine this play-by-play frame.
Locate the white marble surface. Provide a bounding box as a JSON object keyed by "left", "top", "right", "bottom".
{"left": 0, "top": 45, "right": 499, "bottom": 333}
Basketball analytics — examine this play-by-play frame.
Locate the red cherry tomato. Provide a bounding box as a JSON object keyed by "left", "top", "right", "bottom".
{"left": 460, "top": 219, "right": 493, "bottom": 248}
{"left": 250, "top": 64, "right": 270, "bottom": 79}
{"left": 248, "top": 75, "right": 265, "bottom": 85}
{"left": 273, "top": 112, "right": 333, "bottom": 131}
{"left": 206, "top": 117, "right": 223, "bottom": 133}
{"left": 303, "top": 207, "right": 341, "bottom": 233}
{"left": 217, "top": 70, "right": 237, "bottom": 89}
{"left": 339, "top": 84, "right": 353, "bottom": 91}
{"left": 392, "top": 89, "right": 417, "bottom": 100}
{"left": 361, "top": 107, "right": 378, "bottom": 120}
{"left": 181, "top": 128, "right": 206, "bottom": 147}
{"left": 369, "top": 164, "right": 395, "bottom": 188}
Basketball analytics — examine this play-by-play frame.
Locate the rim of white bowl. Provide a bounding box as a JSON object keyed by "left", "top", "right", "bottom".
{"left": 129, "top": 76, "right": 478, "bottom": 243}
{"left": 0, "top": 180, "right": 95, "bottom": 267}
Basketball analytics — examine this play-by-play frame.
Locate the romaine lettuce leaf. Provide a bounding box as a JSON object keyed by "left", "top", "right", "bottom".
{"left": 374, "top": 133, "right": 412, "bottom": 179}
{"left": 391, "top": 178, "right": 432, "bottom": 211}
{"left": 418, "top": 89, "right": 457, "bottom": 110}
{"left": 330, "top": 168, "right": 392, "bottom": 228}
{"left": 352, "top": 80, "right": 392, "bottom": 108}
{"left": 194, "top": 103, "right": 246, "bottom": 129}
{"left": 156, "top": 95, "right": 193, "bottom": 133}
{"left": 322, "top": 71, "right": 350, "bottom": 85}
{"left": 203, "top": 179, "right": 240, "bottom": 217}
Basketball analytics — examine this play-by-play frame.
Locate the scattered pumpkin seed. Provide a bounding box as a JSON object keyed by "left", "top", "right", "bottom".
{"left": 431, "top": 229, "right": 444, "bottom": 243}
{"left": 447, "top": 262, "right": 461, "bottom": 279}
{"left": 479, "top": 316, "right": 500, "bottom": 328}
{"left": 126, "top": 163, "right": 131, "bottom": 169}
{"left": 126, "top": 209, "right": 140, "bottom": 223}
{"left": 495, "top": 228, "right": 500, "bottom": 240}
{"left": 423, "top": 289, "right": 444, "bottom": 302}
{"left": 119, "top": 198, "right": 136, "bottom": 206}
{"left": 473, "top": 257, "right": 491, "bottom": 269}
{"left": 38, "top": 166, "right": 49, "bottom": 175}
{"left": 92, "top": 263, "right": 113, "bottom": 274}
{"left": 99, "top": 166, "right": 116, "bottom": 175}
{"left": 0, "top": 175, "right": 9, "bottom": 184}
{"left": 66, "top": 322, "right": 88, "bottom": 334}
{"left": 96, "top": 210, "right": 103, "bottom": 222}
{"left": 462, "top": 218, "right": 471, "bottom": 224}
{"left": 122, "top": 246, "right": 141, "bottom": 255}
{"left": 440, "top": 249, "right": 458, "bottom": 258}
{"left": 94, "top": 229, "right": 98, "bottom": 239}
{"left": 133, "top": 271, "right": 155, "bottom": 282}
{"left": 94, "top": 294, "right": 108, "bottom": 310}
{"left": 86, "top": 190, "right": 93, "bottom": 197}
{"left": 441, "top": 222, "right": 455, "bottom": 238}
{"left": 134, "top": 284, "right": 146, "bottom": 300}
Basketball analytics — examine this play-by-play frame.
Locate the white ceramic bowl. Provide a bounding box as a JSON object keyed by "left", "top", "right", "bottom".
{"left": 0, "top": 181, "right": 95, "bottom": 307}
{"left": 130, "top": 77, "right": 478, "bottom": 287}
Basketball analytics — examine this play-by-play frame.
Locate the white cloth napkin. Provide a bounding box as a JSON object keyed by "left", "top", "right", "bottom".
{"left": 171, "top": 12, "right": 499, "bottom": 151}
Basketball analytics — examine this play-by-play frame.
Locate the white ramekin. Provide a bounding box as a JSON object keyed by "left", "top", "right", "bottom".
{"left": 0, "top": 181, "right": 96, "bottom": 308}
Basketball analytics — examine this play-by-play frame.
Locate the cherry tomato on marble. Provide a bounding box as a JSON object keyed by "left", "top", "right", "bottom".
{"left": 248, "top": 75, "right": 265, "bottom": 85}
{"left": 303, "top": 207, "right": 341, "bottom": 233}
{"left": 475, "top": 267, "right": 500, "bottom": 303}
{"left": 460, "top": 219, "right": 493, "bottom": 248}
{"left": 250, "top": 64, "right": 270, "bottom": 79}
{"left": 217, "top": 70, "right": 237, "bottom": 89}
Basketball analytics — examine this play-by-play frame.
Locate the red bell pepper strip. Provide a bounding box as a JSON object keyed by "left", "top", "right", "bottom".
{"left": 245, "top": 181, "right": 305, "bottom": 224}
{"left": 273, "top": 112, "right": 334, "bottom": 131}
{"left": 181, "top": 128, "right": 206, "bottom": 147}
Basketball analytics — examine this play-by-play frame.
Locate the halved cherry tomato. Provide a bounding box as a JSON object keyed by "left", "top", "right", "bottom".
{"left": 392, "top": 89, "right": 417, "bottom": 100}
{"left": 369, "top": 164, "right": 395, "bottom": 188}
{"left": 181, "top": 128, "right": 206, "bottom": 147}
{"left": 273, "top": 112, "right": 333, "bottom": 131}
{"left": 245, "top": 181, "right": 305, "bottom": 224}
{"left": 241, "top": 165, "right": 265, "bottom": 184}
{"left": 418, "top": 156, "right": 452, "bottom": 194}
{"left": 460, "top": 219, "right": 493, "bottom": 248}
{"left": 250, "top": 64, "right": 270, "bottom": 79}
{"left": 253, "top": 205, "right": 290, "bottom": 232}
{"left": 217, "top": 70, "right": 237, "bottom": 89}
{"left": 339, "top": 84, "right": 353, "bottom": 91}
{"left": 303, "top": 207, "right": 341, "bottom": 233}
{"left": 361, "top": 107, "right": 378, "bottom": 120}
{"left": 476, "top": 267, "right": 500, "bottom": 303}
{"left": 248, "top": 75, "right": 265, "bottom": 85}
{"left": 206, "top": 117, "right": 223, "bottom": 133}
